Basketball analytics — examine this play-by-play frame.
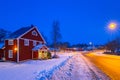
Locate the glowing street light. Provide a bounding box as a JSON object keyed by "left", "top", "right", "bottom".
{"left": 108, "top": 22, "right": 117, "bottom": 30}
{"left": 89, "top": 42, "right": 92, "bottom": 45}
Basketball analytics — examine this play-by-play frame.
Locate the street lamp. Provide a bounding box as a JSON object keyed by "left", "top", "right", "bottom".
{"left": 89, "top": 42, "right": 92, "bottom": 45}
{"left": 108, "top": 22, "right": 117, "bottom": 31}
{"left": 106, "top": 22, "right": 118, "bottom": 41}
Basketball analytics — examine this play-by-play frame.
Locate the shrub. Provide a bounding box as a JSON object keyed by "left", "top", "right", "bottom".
{"left": 46, "top": 51, "right": 52, "bottom": 59}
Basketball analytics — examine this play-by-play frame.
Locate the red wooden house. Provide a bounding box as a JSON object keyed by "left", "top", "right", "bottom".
{"left": 0, "top": 26, "right": 48, "bottom": 62}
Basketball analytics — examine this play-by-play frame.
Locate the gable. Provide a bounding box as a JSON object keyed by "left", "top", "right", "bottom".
{"left": 19, "top": 27, "right": 45, "bottom": 43}
{"left": 40, "top": 46, "right": 48, "bottom": 50}
{"left": 32, "top": 44, "right": 48, "bottom": 51}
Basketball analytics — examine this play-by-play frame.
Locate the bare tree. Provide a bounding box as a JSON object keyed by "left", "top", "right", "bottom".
{"left": 51, "top": 20, "right": 62, "bottom": 57}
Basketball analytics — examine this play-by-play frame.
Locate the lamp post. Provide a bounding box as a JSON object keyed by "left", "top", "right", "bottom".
{"left": 89, "top": 42, "right": 94, "bottom": 50}
{"left": 107, "top": 22, "right": 118, "bottom": 53}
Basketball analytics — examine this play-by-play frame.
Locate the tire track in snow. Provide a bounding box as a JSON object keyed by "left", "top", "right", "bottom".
{"left": 51, "top": 52, "right": 108, "bottom": 80}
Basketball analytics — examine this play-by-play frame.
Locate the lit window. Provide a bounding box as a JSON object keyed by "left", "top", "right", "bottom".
{"left": 8, "top": 50, "right": 13, "bottom": 58}
{"left": 8, "top": 40, "right": 13, "bottom": 45}
{"left": 33, "top": 41, "right": 36, "bottom": 46}
{"left": 32, "top": 30, "right": 38, "bottom": 36}
{"left": 24, "top": 39, "right": 29, "bottom": 46}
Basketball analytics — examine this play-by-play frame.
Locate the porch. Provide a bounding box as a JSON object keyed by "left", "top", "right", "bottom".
{"left": 32, "top": 44, "right": 48, "bottom": 59}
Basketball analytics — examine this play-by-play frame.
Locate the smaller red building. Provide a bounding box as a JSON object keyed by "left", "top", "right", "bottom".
{"left": 32, "top": 44, "right": 48, "bottom": 59}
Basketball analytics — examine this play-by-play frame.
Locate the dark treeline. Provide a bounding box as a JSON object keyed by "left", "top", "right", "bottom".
{"left": 48, "top": 42, "right": 89, "bottom": 49}
{"left": 0, "top": 28, "right": 11, "bottom": 43}
{"left": 105, "top": 37, "right": 120, "bottom": 54}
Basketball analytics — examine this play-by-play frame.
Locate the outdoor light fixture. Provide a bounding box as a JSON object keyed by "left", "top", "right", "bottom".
{"left": 108, "top": 22, "right": 117, "bottom": 30}
{"left": 14, "top": 47, "right": 17, "bottom": 51}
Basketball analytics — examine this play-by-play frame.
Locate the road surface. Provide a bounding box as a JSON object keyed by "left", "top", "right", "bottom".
{"left": 84, "top": 51, "right": 120, "bottom": 80}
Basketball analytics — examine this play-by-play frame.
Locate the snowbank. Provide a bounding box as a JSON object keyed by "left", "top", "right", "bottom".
{"left": 35, "top": 56, "right": 71, "bottom": 80}
{"left": 0, "top": 53, "right": 73, "bottom": 80}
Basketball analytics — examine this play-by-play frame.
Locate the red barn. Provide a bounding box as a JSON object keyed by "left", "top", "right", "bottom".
{"left": 1, "top": 26, "right": 48, "bottom": 62}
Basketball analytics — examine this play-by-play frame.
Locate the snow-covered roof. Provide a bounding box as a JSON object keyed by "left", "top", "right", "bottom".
{"left": 32, "top": 44, "right": 47, "bottom": 51}
{"left": 7, "top": 26, "right": 34, "bottom": 39}
{"left": 0, "top": 42, "right": 4, "bottom": 49}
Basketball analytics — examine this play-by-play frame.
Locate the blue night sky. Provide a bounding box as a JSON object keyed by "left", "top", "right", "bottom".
{"left": 0, "top": 0, "right": 120, "bottom": 44}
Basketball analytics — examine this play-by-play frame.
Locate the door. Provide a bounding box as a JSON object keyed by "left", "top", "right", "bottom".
{"left": 38, "top": 50, "right": 44, "bottom": 59}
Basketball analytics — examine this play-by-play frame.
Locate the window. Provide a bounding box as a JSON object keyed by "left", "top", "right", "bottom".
{"left": 33, "top": 41, "right": 36, "bottom": 46}
{"left": 24, "top": 39, "right": 29, "bottom": 46}
{"left": 8, "top": 50, "right": 13, "bottom": 58}
{"left": 8, "top": 40, "right": 13, "bottom": 45}
{"left": 32, "top": 30, "right": 38, "bottom": 36}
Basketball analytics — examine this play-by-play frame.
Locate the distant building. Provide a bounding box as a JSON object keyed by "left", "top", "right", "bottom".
{"left": 49, "top": 48, "right": 60, "bottom": 52}
{"left": 0, "top": 26, "right": 48, "bottom": 62}
{"left": 65, "top": 48, "right": 76, "bottom": 52}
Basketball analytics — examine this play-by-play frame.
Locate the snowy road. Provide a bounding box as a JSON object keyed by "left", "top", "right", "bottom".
{"left": 51, "top": 52, "right": 110, "bottom": 80}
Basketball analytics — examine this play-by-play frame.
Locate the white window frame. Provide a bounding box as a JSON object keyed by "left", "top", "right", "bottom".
{"left": 33, "top": 41, "right": 36, "bottom": 46}
{"left": 32, "top": 30, "right": 38, "bottom": 36}
{"left": 24, "top": 39, "right": 29, "bottom": 46}
{"left": 8, "top": 50, "right": 13, "bottom": 58}
{"left": 8, "top": 40, "right": 13, "bottom": 45}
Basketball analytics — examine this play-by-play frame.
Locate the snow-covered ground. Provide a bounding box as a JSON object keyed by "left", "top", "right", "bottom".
{"left": 51, "top": 52, "right": 110, "bottom": 80}
{"left": 0, "top": 52, "right": 73, "bottom": 80}
{"left": 51, "top": 53, "right": 94, "bottom": 80}
{"left": 0, "top": 52, "right": 109, "bottom": 80}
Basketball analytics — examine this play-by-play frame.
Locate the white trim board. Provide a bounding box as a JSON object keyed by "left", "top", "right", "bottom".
{"left": 17, "top": 38, "right": 19, "bottom": 63}
{"left": 34, "top": 26, "right": 46, "bottom": 44}
{"left": 19, "top": 38, "right": 43, "bottom": 43}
